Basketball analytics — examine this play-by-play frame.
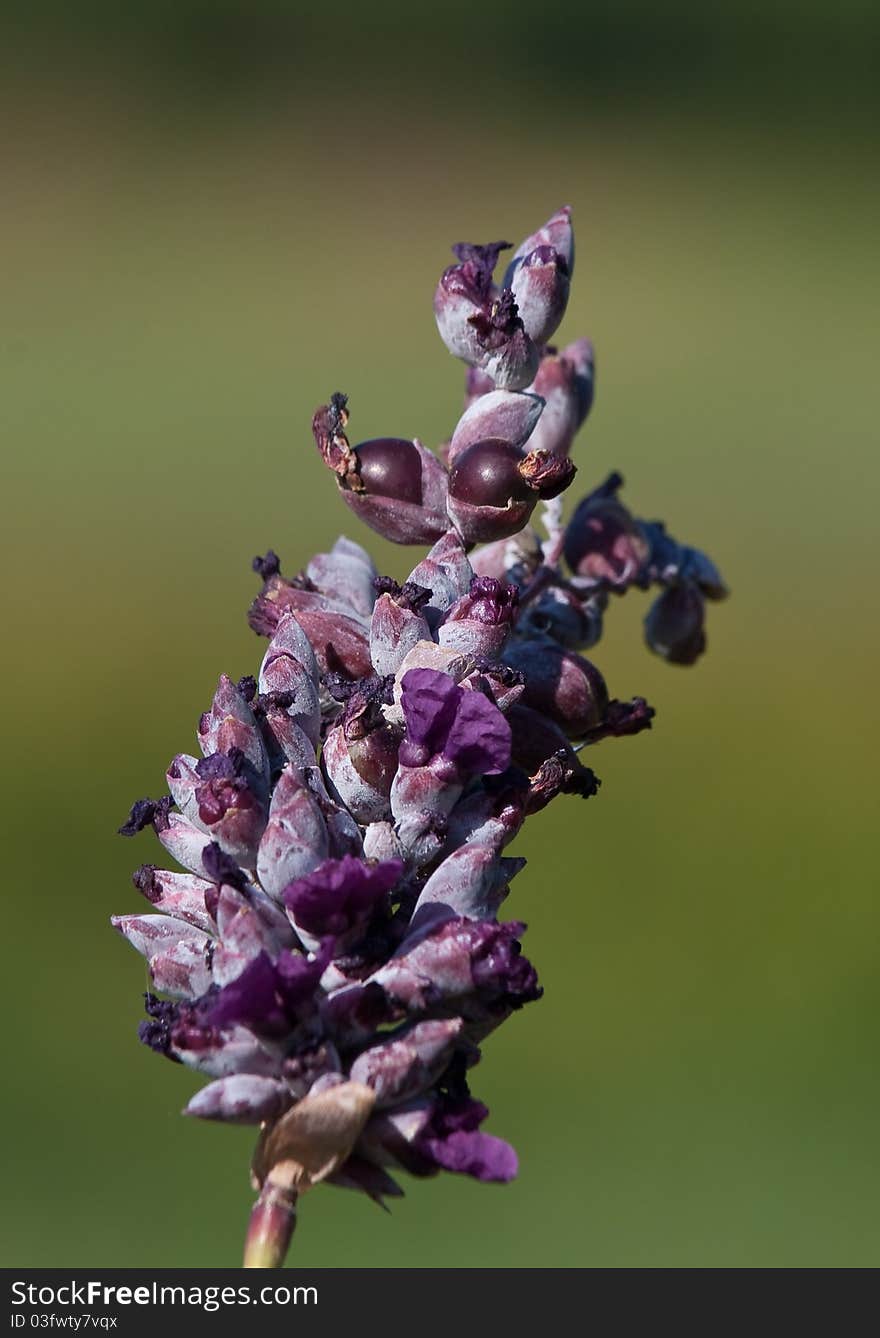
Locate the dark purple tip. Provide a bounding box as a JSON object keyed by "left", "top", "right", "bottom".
{"left": 252, "top": 550, "right": 281, "bottom": 580}
{"left": 201, "top": 841, "right": 249, "bottom": 891}
{"left": 118, "top": 796, "right": 173, "bottom": 837}
{"left": 416, "top": 1097, "right": 518, "bottom": 1183}
{"left": 283, "top": 855, "right": 404, "bottom": 938}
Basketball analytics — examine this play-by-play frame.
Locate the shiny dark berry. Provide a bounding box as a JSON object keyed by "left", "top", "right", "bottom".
{"left": 353, "top": 438, "right": 423, "bottom": 504}
{"left": 448, "top": 438, "right": 530, "bottom": 509}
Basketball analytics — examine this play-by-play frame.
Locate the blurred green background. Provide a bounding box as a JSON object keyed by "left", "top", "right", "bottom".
{"left": 2, "top": 1, "right": 878, "bottom": 1268}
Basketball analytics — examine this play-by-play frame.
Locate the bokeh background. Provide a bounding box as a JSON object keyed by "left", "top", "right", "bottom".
{"left": 3, "top": 1, "right": 878, "bottom": 1268}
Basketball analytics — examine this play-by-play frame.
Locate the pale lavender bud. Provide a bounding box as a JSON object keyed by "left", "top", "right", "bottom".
{"left": 504, "top": 205, "right": 575, "bottom": 284}
{"left": 322, "top": 680, "right": 401, "bottom": 826}
{"left": 197, "top": 675, "right": 269, "bottom": 785}
{"left": 438, "top": 577, "right": 519, "bottom": 658}
{"left": 447, "top": 390, "right": 544, "bottom": 469}
{"left": 258, "top": 613, "right": 322, "bottom": 748}
{"left": 405, "top": 530, "right": 474, "bottom": 620}
{"left": 433, "top": 242, "right": 539, "bottom": 391}
{"left": 111, "top": 915, "right": 215, "bottom": 1000}
{"left": 256, "top": 767, "right": 328, "bottom": 899}
{"left": 132, "top": 864, "right": 215, "bottom": 932}
{"left": 312, "top": 396, "right": 450, "bottom": 545}
{"left": 184, "top": 1074, "right": 292, "bottom": 1125}
{"left": 370, "top": 916, "right": 540, "bottom": 1025}
{"left": 412, "top": 841, "right": 522, "bottom": 923}
{"left": 370, "top": 582, "right": 433, "bottom": 677}
{"left": 525, "top": 338, "right": 595, "bottom": 458}
{"left": 362, "top": 821, "right": 405, "bottom": 864}
{"left": 305, "top": 536, "right": 378, "bottom": 619}
{"left": 509, "top": 245, "right": 570, "bottom": 345}
{"left": 349, "top": 1019, "right": 464, "bottom": 1109}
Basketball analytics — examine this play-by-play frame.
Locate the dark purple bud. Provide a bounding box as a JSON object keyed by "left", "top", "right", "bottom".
{"left": 503, "top": 641, "right": 609, "bottom": 739}
{"left": 312, "top": 397, "right": 450, "bottom": 545}
{"left": 283, "top": 855, "right": 403, "bottom": 940}
{"left": 516, "top": 584, "right": 603, "bottom": 650}
{"left": 415, "top": 1097, "right": 518, "bottom": 1183}
{"left": 509, "top": 245, "right": 570, "bottom": 344}
{"left": 564, "top": 484, "right": 649, "bottom": 591}
{"left": 644, "top": 582, "right": 707, "bottom": 665}
{"left": 399, "top": 668, "right": 511, "bottom": 775}
{"left": 525, "top": 338, "right": 595, "bottom": 458}
{"left": 438, "top": 577, "right": 519, "bottom": 658}
{"left": 642, "top": 522, "right": 728, "bottom": 602}
{"left": 447, "top": 390, "right": 544, "bottom": 469}
{"left": 448, "top": 440, "right": 575, "bottom": 545}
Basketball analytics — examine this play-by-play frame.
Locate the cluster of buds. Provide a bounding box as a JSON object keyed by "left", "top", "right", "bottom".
{"left": 113, "top": 207, "right": 727, "bottom": 1268}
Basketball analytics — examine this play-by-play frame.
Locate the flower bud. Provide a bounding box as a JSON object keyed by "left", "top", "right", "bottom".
{"left": 184, "top": 1074, "right": 292, "bottom": 1125}
{"left": 197, "top": 675, "right": 269, "bottom": 787}
{"left": 508, "top": 245, "right": 570, "bottom": 344}
{"left": 564, "top": 474, "right": 649, "bottom": 590}
{"left": 447, "top": 390, "right": 544, "bottom": 469}
{"left": 349, "top": 1018, "right": 464, "bottom": 1109}
{"left": 433, "top": 242, "right": 539, "bottom": 391}
{"left": 503, "top": 640, "right": 609, "bottom": 738}
{"left": 256, "top": 767, "right": 329, "bottom": 899}
{"left": 405, "top": 530, "right": 474, "bottom": 620}
{"left": 258, "top": 614, "right": 322, "bottom": 748}
{"left": 644, "top": 582, "right": 707, "bottom": 665}
{"left": 515, "top": 584, "right": 604, "bottom": 651}
{"left": 322, "top": 693, "right": 401, "bottom": 825}
{"left": 447, "top": 439, "right": 576, "bottom": 544}
{"left": 369, "top": 582, "right": 433, "bottom": 677}
{"left": 524, "top": 338, "right": 595, "bottom": 457}
{"left": 438, "top": 577, "right": 519, "bottom": 658}
{"left": 504, "top": 205, "right": 574, "bottom": 284}
{"left": 312, "top": 395, "right": 450, "bottom": 545}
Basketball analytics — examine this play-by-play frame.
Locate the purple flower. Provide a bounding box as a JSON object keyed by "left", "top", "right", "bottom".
{"left": 283, "top": 855, "right": 403, "bottom": 939}
{"left": 113, "top": 202, "right": 728, "bottom": 1269}
{"left": 398, "top": 668, "right": 511, "bottom": 774}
